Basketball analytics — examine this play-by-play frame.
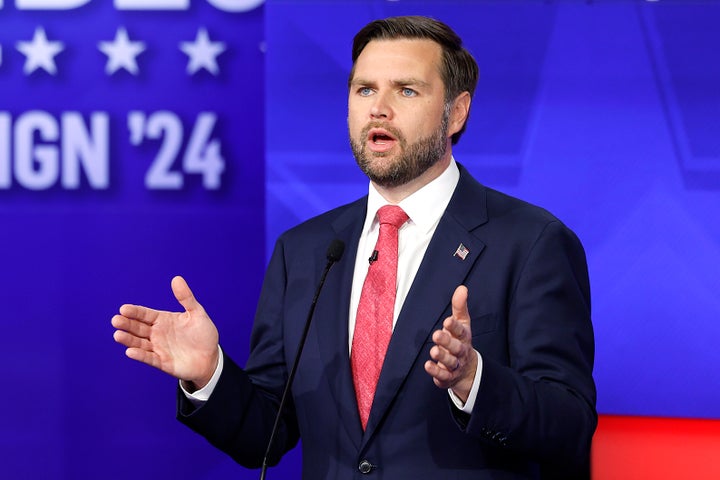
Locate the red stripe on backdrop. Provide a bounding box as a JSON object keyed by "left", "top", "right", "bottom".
{"left": 592, "top": 415, "right": 720, "bottom": 479}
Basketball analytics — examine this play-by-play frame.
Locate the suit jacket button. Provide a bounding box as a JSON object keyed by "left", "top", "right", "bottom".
{"left": 358, "top": 460, "right": 373, "bottom": 474}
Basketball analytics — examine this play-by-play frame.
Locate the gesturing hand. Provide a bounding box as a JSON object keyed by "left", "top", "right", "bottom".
{"left": 111, "top": 276, "right": 220, "bottom": 390}
{"left": 424, "top": 285, "right": 478, "bottom": 403}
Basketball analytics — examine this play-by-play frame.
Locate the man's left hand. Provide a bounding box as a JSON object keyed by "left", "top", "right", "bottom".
{"left": 424, "top": 285, "right": 477, "bottom": 403}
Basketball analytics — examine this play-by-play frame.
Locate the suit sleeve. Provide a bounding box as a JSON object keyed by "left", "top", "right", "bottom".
{"left": 176, "top": 237, "right": 300, "bottom": 468}
{"left": 463, "top": 220, "right": 596, "bottom": 469}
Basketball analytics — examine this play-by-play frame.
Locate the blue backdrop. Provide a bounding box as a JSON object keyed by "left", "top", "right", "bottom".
{"left": 0, "top": 1, "right": 267, "bottom": 478}
{"left": 1, "top": 0, "right": 718, "bottom": 478}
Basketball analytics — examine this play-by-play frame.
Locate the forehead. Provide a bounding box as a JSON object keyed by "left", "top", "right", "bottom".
{"left": 351, "top": 38, "right": 443, "bottom": 82}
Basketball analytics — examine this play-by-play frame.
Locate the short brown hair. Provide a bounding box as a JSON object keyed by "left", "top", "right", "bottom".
{"left": 350, "top": 16, "right": 479, "bottom": 144}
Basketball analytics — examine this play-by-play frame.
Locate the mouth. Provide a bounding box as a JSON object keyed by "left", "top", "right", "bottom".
{"left": 366, "top": 127, "right": 398, "bottom": 153}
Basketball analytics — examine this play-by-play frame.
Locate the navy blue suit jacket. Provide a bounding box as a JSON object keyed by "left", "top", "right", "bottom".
{"left": 178, "top": 164, "right": 597, "bottom": 479}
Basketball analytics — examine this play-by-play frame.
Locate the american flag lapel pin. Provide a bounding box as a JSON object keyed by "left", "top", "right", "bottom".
{"left": 453, "top": 243, "right": 469, "bottom": 260}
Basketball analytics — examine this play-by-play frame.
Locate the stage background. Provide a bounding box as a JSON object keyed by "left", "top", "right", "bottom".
{"left": 0, "top": 0, "right": 718, "bottom": 478}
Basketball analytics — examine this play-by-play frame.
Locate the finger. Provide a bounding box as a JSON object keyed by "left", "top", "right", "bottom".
{"left": 112, "top": 314, "right": 153, "bottom": 339}
{"left": 125, "top": 347, "right": 161, "bottom": 370}
{"left": 113, "top": 329, "right": 153, "bottom": 351}
{"left": 118, "top": 304, "right": 159, "bottom": 325}
{"left": 171, "top": 276, "right": 202, "bottom": 313}
{"left": 424, "top": 359, "right": 453, "bottom": 388}
{"left": 441, "top": 285, "right": 472, "bottom": 342}
{"left": 432, "top": 328, "right": 462, "bottom": 357}
{"left": 442, "top": 316, "right": 467, "bottom": 343}
{"left": 429, "top": 344, "right": 460, "bottom": 373}
{"left": 451, "top": 285, "right": 470, "bottom": 324}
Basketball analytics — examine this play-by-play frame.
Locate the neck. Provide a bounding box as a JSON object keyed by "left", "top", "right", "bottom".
{"left": 373, "top": 153, "right": 452, "bottom": 204}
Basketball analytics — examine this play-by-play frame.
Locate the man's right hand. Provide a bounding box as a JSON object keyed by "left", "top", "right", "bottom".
{"left": 111, "top": 275, "right": 219, "bottom": 390}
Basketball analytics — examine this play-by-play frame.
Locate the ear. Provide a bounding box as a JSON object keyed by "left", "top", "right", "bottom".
{"left": 447, "top": 92, "right": 471, "bottom": 139}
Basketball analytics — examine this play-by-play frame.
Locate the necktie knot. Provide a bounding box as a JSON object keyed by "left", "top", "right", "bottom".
{"left": 377, "top": 205, "right": 409, "bottom": 230}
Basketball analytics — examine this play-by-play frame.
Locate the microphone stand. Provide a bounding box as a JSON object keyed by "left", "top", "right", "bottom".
{"left": 259, "top": 240, "right": 344, "bottom": 480}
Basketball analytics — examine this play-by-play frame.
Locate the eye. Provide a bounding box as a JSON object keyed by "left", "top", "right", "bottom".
{"left": 358, "top": 87, "right": 373, "bottom": 97}
{"left": 401, "top": 88, "right": 417, "bottom": 97}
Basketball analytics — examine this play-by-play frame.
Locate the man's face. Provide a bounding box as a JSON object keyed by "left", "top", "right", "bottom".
{"left": 348, "top": 39, "right": 451, "bottom": 188}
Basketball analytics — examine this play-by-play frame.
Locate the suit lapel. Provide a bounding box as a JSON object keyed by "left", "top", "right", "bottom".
{"left": 313, "top": 198, "right": 367, "bottom": 449}
{"left": 362, "top": 166, "right": 489, "bottom": 442}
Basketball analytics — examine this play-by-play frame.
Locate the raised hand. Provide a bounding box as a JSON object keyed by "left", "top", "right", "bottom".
{"left": 424, "top": 285, "right": 478, "bottom": 402}
{"left": 111, "top": 275, "right": 220, "bottom": 390}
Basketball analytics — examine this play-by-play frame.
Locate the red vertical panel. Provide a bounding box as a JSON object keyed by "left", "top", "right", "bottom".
{"left": 592, "top": 415, "right": 720, "bottom": 479}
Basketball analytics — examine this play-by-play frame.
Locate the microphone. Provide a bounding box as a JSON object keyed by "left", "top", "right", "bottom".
{"left": 327, "top": 239, "right": 345, "bottom": 264}
{"left": 259, "top": 239, "right": 345, "bottom": 480}
{"left": 368, "top": 250, "right": 378, "bottom": 264}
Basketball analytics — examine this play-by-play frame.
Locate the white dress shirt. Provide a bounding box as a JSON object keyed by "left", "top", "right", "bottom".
{"left": 185, "top": 158, "right": 482, "bottom": 413}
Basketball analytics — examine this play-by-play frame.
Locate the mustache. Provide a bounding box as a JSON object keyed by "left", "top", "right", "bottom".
{"left": 361, "top": 122, "right": 405, "bottom": 143}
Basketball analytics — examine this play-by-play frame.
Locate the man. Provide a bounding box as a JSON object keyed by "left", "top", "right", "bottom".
{"left": 112, "top": 16, "right": 596, "bottom": 479}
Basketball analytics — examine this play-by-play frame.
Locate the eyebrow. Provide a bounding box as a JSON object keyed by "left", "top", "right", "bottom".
{"left": 350, "top": 77, "right": 431, "bottom": 89}
{"left": 392, "top": 78, "right": 431, "bottom": 89}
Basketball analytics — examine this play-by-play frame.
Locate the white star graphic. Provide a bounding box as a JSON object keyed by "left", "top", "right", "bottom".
{"left": 16, "top": 27, "right": 64, "bottom": 75}
{"left": 180, "top": 27, "right": 226, "bottom": 76}
{"left": 98, "top": 27, "right": 146, "bottom": 75}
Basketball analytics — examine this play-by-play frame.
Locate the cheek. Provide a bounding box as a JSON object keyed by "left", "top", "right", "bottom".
{"left": 401, "top": 121, "right": 427, "bottom": 143}
{"left": 347, "top": 110, "right": 365, "bottom": 137}
{"left": 416, "top": 113, "right": 443, "bottom": 137}
{"left": 347, "top": 95, "right": 363, "bottom": 116}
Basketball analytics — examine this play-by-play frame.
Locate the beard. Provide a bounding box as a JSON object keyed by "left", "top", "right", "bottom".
{"left": 350, "top": 106, "right": 450, "bottom": 188}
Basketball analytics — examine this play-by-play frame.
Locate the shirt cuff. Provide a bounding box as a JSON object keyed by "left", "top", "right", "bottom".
{"left": 179, "top": 345, "right": 224, "bottom": 407}
{"left": 448, "top": 350, "right": 483, "bottom": 414}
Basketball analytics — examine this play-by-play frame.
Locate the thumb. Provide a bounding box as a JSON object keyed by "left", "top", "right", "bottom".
{"left": 451, "top": 285, "right": 470, "bottom": 324}
{"left": 171, "top": 275, "right": 201, "bottom": 313}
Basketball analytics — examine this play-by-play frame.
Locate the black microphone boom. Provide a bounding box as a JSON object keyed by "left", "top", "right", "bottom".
{"left": 259, "top": 239, "right": 345, "bottom": 480}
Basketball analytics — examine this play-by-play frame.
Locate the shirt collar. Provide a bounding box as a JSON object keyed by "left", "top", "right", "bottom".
{"left": 363, "top": 158, "right": 460, "bottom": 234}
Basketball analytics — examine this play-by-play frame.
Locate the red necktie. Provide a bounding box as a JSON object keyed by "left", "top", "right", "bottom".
{"left": 351, "top": 205, "right": 409, "bottom": 430}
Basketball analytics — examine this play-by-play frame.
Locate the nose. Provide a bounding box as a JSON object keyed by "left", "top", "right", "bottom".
{"left": 370, "top": 91, "right": 393, "bottom": 120}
